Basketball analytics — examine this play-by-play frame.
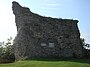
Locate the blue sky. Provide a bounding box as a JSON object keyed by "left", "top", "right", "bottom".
{"left": 0, "top": 0, "right": 90, "bottom": 44}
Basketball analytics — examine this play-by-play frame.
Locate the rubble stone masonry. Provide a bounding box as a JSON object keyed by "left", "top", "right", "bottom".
{"left": 12, "top": 1, "right": 83, "bottom": 60}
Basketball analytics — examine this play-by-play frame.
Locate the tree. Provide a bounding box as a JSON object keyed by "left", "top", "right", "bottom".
{"left": 80, "top": 38, "right": 85, "bottom": 46}
{"left": 0, "top": 37, "right": 15, "bottom": 63}
{"left": 80, "top": 38, "right": 90, "bottom": 49}
{"left": 85, "top": 44, "right": 90, "bottom": 48}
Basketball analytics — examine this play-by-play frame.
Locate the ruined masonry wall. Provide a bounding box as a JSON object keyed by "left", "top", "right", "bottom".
{"left": 12, "top": 1, "right": 83, "bottom": 60}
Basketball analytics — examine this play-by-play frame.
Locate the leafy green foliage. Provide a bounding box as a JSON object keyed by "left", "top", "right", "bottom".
{"left": 0, "top": 37, "right": 15, "bottom": 63}
{"left": 80, "top": 38, "right": 90, "bottom": 48}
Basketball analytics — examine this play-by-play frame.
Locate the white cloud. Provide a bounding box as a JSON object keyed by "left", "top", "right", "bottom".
{"left": 44, "top": 0, "right": 60, "bottom": 7}
{"left": 43, "top": 0, "right": 60, "bottom": 10}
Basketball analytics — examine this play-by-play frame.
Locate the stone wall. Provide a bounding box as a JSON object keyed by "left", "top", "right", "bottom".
{"left": 12, "top": 1, "right": 83, "bottom": 60}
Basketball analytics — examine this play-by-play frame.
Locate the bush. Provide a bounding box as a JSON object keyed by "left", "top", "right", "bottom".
{"left": 0, "top": 37, "right": 15, "bottom": 63}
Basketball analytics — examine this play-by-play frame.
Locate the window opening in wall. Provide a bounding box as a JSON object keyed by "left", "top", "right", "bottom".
{"left": 49, "top": 42, "right": 54, "bottom": 47}
{"left": 41, "top": 43, "right": 46, "bottom": 46}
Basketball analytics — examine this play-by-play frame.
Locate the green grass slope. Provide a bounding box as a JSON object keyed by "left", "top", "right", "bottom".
{"left": 0, "top": 59, "right": 90, "bottom": 67}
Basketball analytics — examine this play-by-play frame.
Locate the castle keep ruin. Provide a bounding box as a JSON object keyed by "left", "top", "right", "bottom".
{"left": 12, "top": 1, "right": 83, "bottom": 60}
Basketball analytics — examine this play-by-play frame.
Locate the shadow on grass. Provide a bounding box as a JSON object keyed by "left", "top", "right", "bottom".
{"left": 27, "top": 57, "right": 90, "bottom": 64}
